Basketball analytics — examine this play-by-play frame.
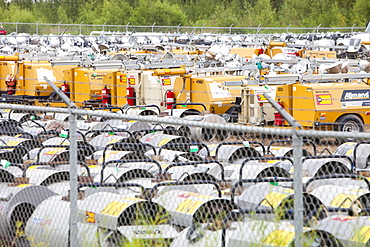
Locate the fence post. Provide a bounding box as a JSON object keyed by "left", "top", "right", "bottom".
{"left": 256, "top": 24, "right": 262, "bottom": 34}
{"left": 68, "top": 109, "right": 79, "bottom": 247}
{"left": 263, "top": 92, "right": 304, "bottom": 246}
{"left": 314, "top": 24, "right": 321, "bottom": 33}
{"left": 43, "top": 76, "right": 79, "bottom": 246}
{"left": 293, "top": 128, "right": 303, "bottom": 247}
{"left": 36, "top": 21, "right": 40, "bottom": 35}
{"left": 16, "top": 20, "right": 19, "bottom": 33}
{"left": 58, "top": 21, "right": 62, "bottom": 35}
{"left": 79, "top": 21, "right": 84, "bottom": 35}
{"left": 126, "top": 22, "right": 130, "bottom": 33}
{"left": 201, "top": 23, "right": 205, "bottom": 34}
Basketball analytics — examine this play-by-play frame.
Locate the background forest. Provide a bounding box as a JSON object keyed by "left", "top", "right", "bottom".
{"left": 0, "top": 0, "right": 368, "bottom": 27}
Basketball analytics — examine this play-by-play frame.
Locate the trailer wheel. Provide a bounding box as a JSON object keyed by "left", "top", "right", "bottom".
{"left": 336, "top": 115, "right": 363, "bottom": 142}
{"left": 337, "top": 115, "right": 363, "bottom": 133}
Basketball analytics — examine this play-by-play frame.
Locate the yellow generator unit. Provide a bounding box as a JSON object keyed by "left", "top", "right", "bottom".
{"left": 275, "top": 81, "right": 370, "bottom": 132}
{"left": 0, "top": 57, "right": 79, "bottom": 106}
{"left": 18, "top": 63, "right": 72, "bottom": 98}
{"left": 63, "top": 67, "right": 127, "bottom": 108}
{"left": 172, "top": 75, "right": 247, "bottom": 120}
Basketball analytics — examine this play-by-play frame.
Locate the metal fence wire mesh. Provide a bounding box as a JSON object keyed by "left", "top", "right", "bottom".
{"left": 0, "top": 98, "right": 369, "bottom": 247}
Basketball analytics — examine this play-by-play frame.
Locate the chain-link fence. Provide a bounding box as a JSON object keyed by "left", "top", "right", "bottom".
{"left": 0, "top": 21, "right": 366, "bottom": 35}
{"left": 0, "top": 62, "right": 369, "bottom": 247}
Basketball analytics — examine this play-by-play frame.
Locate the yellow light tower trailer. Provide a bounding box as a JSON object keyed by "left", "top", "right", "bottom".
{"left": 272, "top": 73, "right": 370, "bottom": 132}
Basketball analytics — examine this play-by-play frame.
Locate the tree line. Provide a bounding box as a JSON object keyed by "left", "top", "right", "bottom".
{"left": 0, "top": 0, "right": 368, "bottom": 28}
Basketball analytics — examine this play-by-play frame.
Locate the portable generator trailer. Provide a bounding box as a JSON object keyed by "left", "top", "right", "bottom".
{"left": 267, "top": 73, "right": 370, "bottom": 133}
{"left": 152, "top": 67, "right": 246, "bottom": 116}
{"left": 62, "top": 65, "right": 128, "bottom": 108}
{"left": 0, "top": 56, "right": 81, "bottom": 106}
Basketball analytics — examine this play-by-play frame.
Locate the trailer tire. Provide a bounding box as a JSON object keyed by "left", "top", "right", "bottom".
{"left": 337, "top": 115, "right": 363, "bottom": 133}
{"left": 336, "top": 115, "right": 363, "bottom": 142}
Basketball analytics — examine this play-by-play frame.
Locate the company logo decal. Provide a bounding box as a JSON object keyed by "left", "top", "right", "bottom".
{"left": 341, "top": 90, "right": 370, "bottom": 101}
{"left": 316, "top": 94, "right": 332, "bottom": 105}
